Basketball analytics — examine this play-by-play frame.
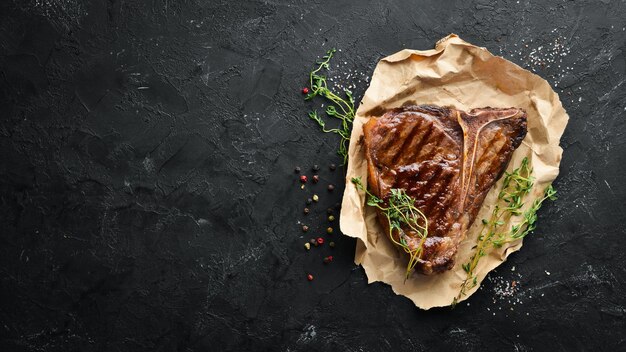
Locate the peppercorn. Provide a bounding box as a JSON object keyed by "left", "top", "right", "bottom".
{"left": 306, "top": 198, "right": 312, "bottom": 205}
{"left": 316, "top": 237, "right": 324, "bottom": 245}
{"left": 300, "top": 175, "right": 308, "bottom": 183}
{"left": 307, "top": 273, "right": 314, "bottom": 281}
{"left": 309, "top": 238, "right": 317, "bottom": 245}
{"left": 327, "top": 208, "right": 334, "bottom": 215}
{"left": 304, "top": 242, "right": 311, "bottom": 250}
{"left": 327, "top": 227, "right": 333, "bottom": 234}
{"left": 294, "top": 166, "right": 301, "bottom": 173}
{"left": 312, "top": 164, "right": 320, "bottom": 172}
{"left": 302, "top": 225, "right": 309, "bottom": 232}
{"left": 301, "top": 184, "right": 305, "bottom": 190}
{"left": 312, "top": 194, "right": 319, "bottom": 202}
{"left": 312, "top": 175, "right": 320, "bottom": 183}
{"left": 329, "top": 164, "right": 336, "bottom": 171}
{"left": 328, "top": 215, "right": 335, "bottom": 222}
{"left": 327, "top": 184, "right": 335, "bottom": 192}
{"left": 329, "top": 241, "right": 335, "bottom": 247}
{"left": 303, "top": 207, "right": 310, "bottom": 215}
{"left": 302, "top": 87, "right": 309, "bottom": 94}
{"left": 323, "top": 255, "right": 333, "bottom": 264}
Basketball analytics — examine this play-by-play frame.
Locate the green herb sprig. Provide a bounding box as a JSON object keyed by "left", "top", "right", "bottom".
{"left": 305, "top": 49, "right": 356, "bottom": 164}
{"left": 454, "top": 157, "right": 557, "bottom": 304}
{"left": 351, "top": 177, "right": 428, "bottom": 279}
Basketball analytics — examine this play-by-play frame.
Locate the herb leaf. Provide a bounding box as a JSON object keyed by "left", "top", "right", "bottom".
{"left": 454, "top": 157, "right": 557, "bottom": 304}
{"left": 305, "top": 49, "right": 356, "bottom": 164}
{"left": 352, "top": 177, "right": 428, "bottom": 280}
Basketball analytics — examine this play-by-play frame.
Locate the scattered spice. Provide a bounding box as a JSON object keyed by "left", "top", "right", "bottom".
{"left": 323, "top": 255, "right": 333, "bottom": 264}
{"left": 307, "top": 274, "right": 314, "bottom": 281}
{"left": 310, "top": 238, "right": 318, "bottom": 247}
{"left": 326, "top": 227, "right": 333, "bottom": 234}
{"left": 302, "top": 87, "right": 309, "bottom": 94}
{"left": 328, "top": 215, "right": 335, "bottom": 222}
{"left": 303, "top": 207, "right": 310, "bottom": 215}
{"left": 327, "top": 208, "right": 334, "bottom": 214}
{"left": 312, "top": 164, "right": 320, "bottom": 172}
{"left": 312, "top": 175, "right": 320, "bottom": 183}
{"left": 304, "top": 242, "right": 311, "bottom": 250}
{"left": 316, "top": 237, "right": 324, "bottom": 245}
{"left": 300, "top": 184, "right": 305, "bottom": 190}
{"left": 327, "top": 184, "right": 335, "bottom": 192}
{"left": 329, "top": 241, "right": 335, "bottom": 248}
{"left": 302, "top": 225, "right": 309, "bottom": 232}
{"left": 490, "top": 274, "right": 523, "bottom": 304}
{"left": 312, "top": 194, "right": 319, "bottom": 202}
{"left": 294, "top": 166, "right": 301, "bottom": 173}
{"left": 329, "top": 164, "right": 336, "bottom": 171}
{"left": 306, "top": 198, "right": 312, "bottom": 205}
{"left": 300, "top": 175, "right": 308, "bottom": 183}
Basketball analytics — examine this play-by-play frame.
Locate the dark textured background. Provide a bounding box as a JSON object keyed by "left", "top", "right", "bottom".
{"left": 1, "top": 0, "right": 625, "bottom": 351}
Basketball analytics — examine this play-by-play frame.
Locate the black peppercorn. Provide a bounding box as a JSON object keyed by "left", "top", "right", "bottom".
{"left": 327, "top": 208, "right": 334, "bottom": 215}
{"left": 329, "top": 164, "right": 336, "bottom": 171}
{"left": 304, "top": 207, "right": 310, "bottom": 215}
{"left": 312, "top": 164, "right": 320, "bottom": 172}
{"left": 294, "top": 166, "right": 301, "bottom": 173}
{"left": 306, "top": 198, "right": 312, "bottom": 205}
{"left": 327, "top": 184, "right": 335, "bottom": 192}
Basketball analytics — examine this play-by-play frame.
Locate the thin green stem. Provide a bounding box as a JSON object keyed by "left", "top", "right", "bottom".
{"left": 351, "top": 177, "right": 428, "bottom": 279}
{"left": 305, "top": 49, "right": 356, "bottom": 164}
{"left": 453, "top": 158, "right": 557, "bottom": 305}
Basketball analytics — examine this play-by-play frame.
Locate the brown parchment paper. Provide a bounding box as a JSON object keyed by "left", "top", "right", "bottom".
{"left": 339, "top": 34, "right": 569, "bottom": 309}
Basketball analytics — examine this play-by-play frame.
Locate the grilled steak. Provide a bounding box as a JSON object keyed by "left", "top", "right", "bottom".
{"left": 363, "top": 105, "right": 527, "bottom": 275}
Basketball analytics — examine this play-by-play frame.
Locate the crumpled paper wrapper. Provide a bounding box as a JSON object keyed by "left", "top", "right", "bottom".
{"left": 339, "top": 34, "right": 569, "bottom": 309}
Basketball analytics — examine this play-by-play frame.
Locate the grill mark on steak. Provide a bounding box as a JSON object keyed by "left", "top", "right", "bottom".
{"left": 362, "top": 105, "right": 527, "bottom": 275}
{"left": 391, "top": 119, "right": 422, "bottom": 165}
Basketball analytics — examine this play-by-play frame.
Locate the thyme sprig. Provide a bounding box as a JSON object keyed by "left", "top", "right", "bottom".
{"left": 351, "top": 177, "right": 428, "bottom": 280}
{"left": 305, "top": 49, "right": 356, "bottom": 164}
{"left": 454, "top": 157, "right": 557, "bottom": 304}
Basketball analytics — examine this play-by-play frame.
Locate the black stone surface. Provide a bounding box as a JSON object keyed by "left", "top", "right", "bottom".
{"left": 1, "top": 0, "right": 625, "bottom": 351}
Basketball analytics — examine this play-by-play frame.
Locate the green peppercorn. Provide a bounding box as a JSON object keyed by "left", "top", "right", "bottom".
{"left": 328, "top": 215, "right": 335, "bottom": 222}
{"left": 312, "top": 194, "right": 319, "bottom": 202}
{"left": 304, "top": 243, "right": 311, "bottom": 250}
{"left": 329, "top": 241, "right": 335, "bottom": 248}
{"left": 327, "top": 227, "right": 333, "bottom": 234}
